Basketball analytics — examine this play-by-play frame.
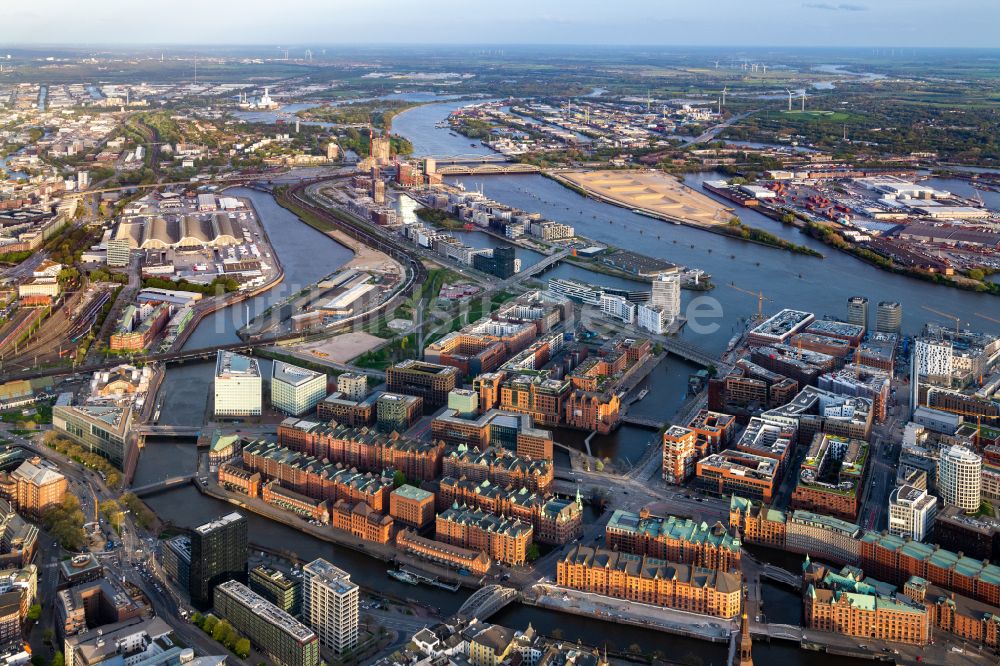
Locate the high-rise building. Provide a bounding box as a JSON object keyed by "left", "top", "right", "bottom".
{"left": 214, "top": 350, "right": 262, "bottom": 417}
{"left": 651, "top": 269, "right": 682, "bottom": 322}
{"left": 472, "top": 247, "right": 517, "bottom": 280}
{"left": 847, "top": 296, "right": 868, "bottom": 330}
{"left": 662, "top": 425, "right": 699, "bottom": 485}
{"left": 876, "top": 301, "right": 902, "bottom": 333}
{"left": 912, "top": 338, "right": 953, "bottom": 382}
{"left": 887, "top": 485, "right": 938, "bottom": 541}
{"left": 370, "top": 135, "right": 390, "bottom": 165}
{"left": 301, "top": 559, "right": 358, "bottom": 656}
{"left": 250, "top": 564, "right": 302, "bottom": 616}
{"left": 189, "top": 512, "right": 248, "bottom": 610}
{"left": 162, "top": 536, "right": 191, "bottom": 593}
{"left": 336, "top": 373, "right": 368, "bottom": 402}
{"left": 213, "top": 580, "right": 319, "bottom": 666}
{"left": 271, "top": 361, "right": 327, "bottom": 416}
{"left": 938, "top": 445, "right": 982, "bottom": 513}
{"left": 106, "top": 239, "right": 131, "bottom": 267}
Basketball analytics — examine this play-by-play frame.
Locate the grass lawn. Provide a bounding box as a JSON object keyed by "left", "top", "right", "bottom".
{"left": 781, "top": 110, "right": 850, "bottom": 121}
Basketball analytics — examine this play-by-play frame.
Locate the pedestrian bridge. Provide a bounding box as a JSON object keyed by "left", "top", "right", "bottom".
{"left": 621, "top": 414, "right": 667, "bottom": 430}
{"left": 131, "top": 475, "right": 196, "bottom": 497}
{"left": 455, "top": 584, "right": 519, "bottom": 621}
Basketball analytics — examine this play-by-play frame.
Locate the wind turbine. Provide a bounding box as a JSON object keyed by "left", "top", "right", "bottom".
{"left": 801, "top": 89, "right": 807, "bottom": 112}
{"left": 762, "top": 64, "right": 767, "bottom": 75}
{"left": 714, "top": 60, "right": 720, "bottom": 69}
{"left": 785, "top": 89, "right": 794, "bottom": 111}
{"left": 721, "top": 86, "right": 728, "bottom": 108}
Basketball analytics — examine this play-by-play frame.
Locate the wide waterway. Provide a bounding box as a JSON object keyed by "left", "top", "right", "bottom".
{"left": 139, "top": 99, "right": 988, "bottom": 663}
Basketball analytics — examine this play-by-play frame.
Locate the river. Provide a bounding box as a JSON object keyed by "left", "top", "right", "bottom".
{"left": 140, "top": 99, "right": 989, "bottom": 663}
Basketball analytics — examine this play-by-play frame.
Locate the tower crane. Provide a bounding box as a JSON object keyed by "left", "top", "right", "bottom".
{"left": 921, "top": 401, "right": 997, "bottom": 447}
{"left": 726, "top": 283, "right": 772, "bottom": 321}
{"left": 921, "top": 305, "right": 961, "bottom": 336}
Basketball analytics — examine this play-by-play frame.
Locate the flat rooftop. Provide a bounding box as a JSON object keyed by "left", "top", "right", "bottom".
{"left": 272, "top": 360, "right": 325, "bottom": 387}
{"left": 216, "top": 350, "right": 260, "bottom": 378}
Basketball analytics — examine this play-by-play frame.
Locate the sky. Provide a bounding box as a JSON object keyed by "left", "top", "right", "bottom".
{"left": 4, "top": 0, "right": 999, "bottom": 48}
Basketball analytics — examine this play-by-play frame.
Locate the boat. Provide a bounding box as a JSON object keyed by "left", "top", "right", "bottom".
{"left": 635, "top": 389, "right": 649, "bottom": 401}
{"left": 388, "top": 569, "right": 419, "bottom": 585}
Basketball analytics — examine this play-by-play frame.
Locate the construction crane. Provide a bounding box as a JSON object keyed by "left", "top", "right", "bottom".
{"left": 727, "top": 283, "right": 772, "bottom": 321}
{"left": 922, "top": 401, "right": 997, "bottom": 447}
{"left": 921, "top": 305, "right": 961, "bottom": 335}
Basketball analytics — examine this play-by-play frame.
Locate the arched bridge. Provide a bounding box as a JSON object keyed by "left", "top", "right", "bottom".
{"left": 435, "top": 163, "right": 541, "bottom": 176}
{"left": 759, "top": 564, "right": 802, "bottom": 589}
{"left": 455, "top": 584, "right": 519, "bottom": 620}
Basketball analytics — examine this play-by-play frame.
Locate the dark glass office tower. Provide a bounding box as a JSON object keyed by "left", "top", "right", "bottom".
{"left": 189, "top": 511, "right": 248, "bottom": 609}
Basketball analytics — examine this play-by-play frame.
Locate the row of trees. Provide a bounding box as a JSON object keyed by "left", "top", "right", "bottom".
{"left": 189, "top": 613, "right": 251, "bottom": 659}
{"left": 42, "top": 432, "right": 122, "bottom": 488}
{"left": 142, "top": 275, "right": 240, "bottom": 295}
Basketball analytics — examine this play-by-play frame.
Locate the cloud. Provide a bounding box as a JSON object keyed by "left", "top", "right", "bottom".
{"left": 803, "top": 2, "right": 868, "bottom": 10}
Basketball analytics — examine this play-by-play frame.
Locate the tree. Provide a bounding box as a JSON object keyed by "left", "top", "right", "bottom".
{"left": 234, "top": 638, "right": 251, "bottom": 659}
{"left": 392, "top": 471, "right": 407, "bottom": 489}
{"left": 26, "top": 604, "right": 41, "bottom": 621}
{"left": 202, "top": 615, "right": 218, "bottom": 635}
{"left": 190, "top": 612, "right": 203, "bottom": 627}
{"left": 51, "top": 652, "right": 65, "bottom": 666}
{"left": 526, "top": 544, "right": 540, "bottom": 562}
{"left": 212, "top": 619, "right": 231, "bottom": 643}
{"left": 968, "top": 268, "right": 986, "bottom": 281}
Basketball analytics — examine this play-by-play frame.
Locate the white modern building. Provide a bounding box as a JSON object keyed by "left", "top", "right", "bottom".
{"left": 913, "top": 338, "right": 953, "bottom": 382}
{"left": 937, "top": 444, "right": 982, "bottom": 513}
{"left": 336, "top": 373, "right": 369, "bottom": 401}
{"left": 302, "top": 558, "right": 359, "bottom": 656}
{"left": 599, "top": 293, "right": 636, "bottom": 324}
{"left": 637, "top": 303, "right": 668, "bottom": 335}
{"left": 214, "top": 350, "right": 262, "bottom": 417}
{"left": 887, "top": 484, "right": 938, "bottom": 541}
{"left": 271, "top": 361, "right": 327, "bottom": 416}
{"left": 650, "top": 270, "right": 681, "bottom": 323}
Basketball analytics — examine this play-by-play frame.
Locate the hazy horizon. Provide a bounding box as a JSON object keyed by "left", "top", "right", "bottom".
{"left": 4, "top": 0, "right": 999, "bottom": 49}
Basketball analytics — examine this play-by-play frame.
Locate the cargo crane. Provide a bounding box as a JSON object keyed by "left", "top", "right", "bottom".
{"left": 726, "top": 283, "right": 771, "bottom": 321}
{"left": 921, "top": 305, "right": 961, "bottom": 335}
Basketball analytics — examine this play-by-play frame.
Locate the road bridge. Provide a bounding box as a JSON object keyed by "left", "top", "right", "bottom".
{"left": 497, "top": 249, "right": 570, "bottom": 288}
{"left": 133, "top": 425, "right": 202, "bottom": 438}
{"left": 454, "top": 584, "right": 519, "bottom": 621}
{"left": 131, "top": 475, "right": 196, "bottom": 497}
{"left": 759, "top": 564, "right": 802, "bottom": 589}
{"left": 426, "top": 154, "right": 512, "bottom": 165}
